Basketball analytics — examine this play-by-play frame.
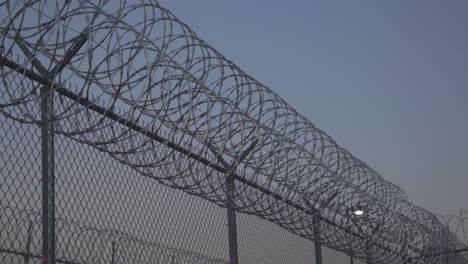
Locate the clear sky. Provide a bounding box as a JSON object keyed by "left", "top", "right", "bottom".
{"left": 159, "top": 0, "right": 468, "bottom": 215}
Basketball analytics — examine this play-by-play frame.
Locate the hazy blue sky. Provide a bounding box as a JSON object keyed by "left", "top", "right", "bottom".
{"left": 159, "top": 0, "right": 468, "bottom": 215}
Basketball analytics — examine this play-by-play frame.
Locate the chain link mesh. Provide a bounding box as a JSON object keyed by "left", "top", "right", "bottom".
{"left": 1, "top": 103, "right": 361, "bottom": 264}
{"left": 1, "top": 0, "right": 467, "bottom": 264}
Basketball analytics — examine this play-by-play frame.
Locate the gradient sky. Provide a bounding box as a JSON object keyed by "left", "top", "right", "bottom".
{"left": 159, "top": 0, "right": 468, "bottom": 215}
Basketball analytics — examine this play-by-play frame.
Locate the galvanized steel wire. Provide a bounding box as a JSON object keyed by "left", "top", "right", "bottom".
{"left": 0, "top": 0, "right": 466, "bottom": 263}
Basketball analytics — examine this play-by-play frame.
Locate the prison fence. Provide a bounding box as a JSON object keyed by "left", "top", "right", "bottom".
{"left": 0, "top": 113, "right": 362, "bottom": 264}
{"left": 1, "top": 1, "right": 467, "bottom": 264}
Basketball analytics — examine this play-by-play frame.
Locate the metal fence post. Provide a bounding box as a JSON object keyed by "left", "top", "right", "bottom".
{"left": 313, "top": 218, "right": 323, "bottom": 264}
{"left": 13, "top": 32, "right": 88, "bottom": 264}
{"left": 111, "top": 241, "right": 116, "bottom": 264}
{"left": 207, "top": 140, "right": 258, "bottom": 264}
{"left": 366, "top": 243, "right": 371, "bottom": 264}
{"left": 10, "top": 42, "right": 57, "bottom": 264}
{"left": 40, "top": 72, "right": 56, "bottom": 264}
{"left": 24, "top": 219, "right": 33, "bottom": 264}
{"left": 226, "top": 174, "right": 239, "bottom": 264}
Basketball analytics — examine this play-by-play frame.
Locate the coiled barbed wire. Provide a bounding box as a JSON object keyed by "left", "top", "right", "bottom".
{"left": 0, "top": 1, "right": 466, "bottom": 263}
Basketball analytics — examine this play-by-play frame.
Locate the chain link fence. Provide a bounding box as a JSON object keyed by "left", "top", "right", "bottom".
{"left": 1, "top": 1, "right": 467, "bottom": 264}
{"left": 1, "top": 111, "right": 366, "bottom": 264}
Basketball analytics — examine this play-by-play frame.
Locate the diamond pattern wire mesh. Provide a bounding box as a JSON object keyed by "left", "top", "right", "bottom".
{"left": 237, "top": 212, "right": 315, "bottom": 263}
{"left": 0, "top": 115, "right": 374, "bottom": 264}
{"left": 1, "top": 113, "right": 42, "bottom": 264}
{"left": 0, "top": 99, "right": 354, "bottom": 264}
{"left": 1, "top": 109, "right": 231, "bottom": 264}
{"left": 54, "top": 119, "right": 230, "bottom": 264}
{"left": 1, "top": 0, "right": 467, "bottom": 264}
